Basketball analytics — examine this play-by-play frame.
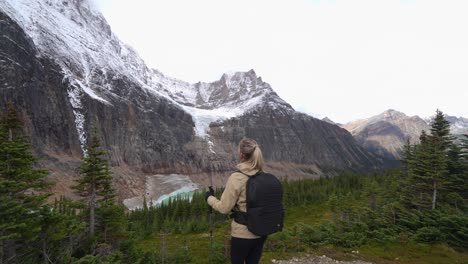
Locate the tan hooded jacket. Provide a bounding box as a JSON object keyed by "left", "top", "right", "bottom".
{"left": 207, "top": 162, "right": 261, "bottom": 239}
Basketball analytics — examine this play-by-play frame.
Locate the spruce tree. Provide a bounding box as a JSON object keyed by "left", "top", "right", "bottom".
{"left": 425, "top": 136, "right": 448, "bottom": 210}
{"left": 424, "top": 112, "right": 450, "bottom": 210}
{"left": 73, "top": 129, "right": 114, "bottom": 237}
{"left": 37, "top": 203, "right": 84, "bottom": 264}
{"left": 429, "top": 109, "right": 454, "bottom": 150}
{"left": 427, "top": 110, "right": 458, "bottom": 209}
{"left": 405, "top": 110, "right": 454, "bottom": 210}
{"left": 461, "top": 134, "right": 468, "bottom": 158}
{"left": 445, "top": 144, "right": 466, "bottom": 208}
{"left": 97, "top": 203, "right": 128, "bottom": 247}
{"left": 400, "top": 139, "right": 415, "bottom": 207}
{"left": 50, "top": 197, "right": 86, "bottom": 263}
{"left": 0, "top": 102, "right": 50, "bottom": 263}
{"left": 459, "top": 134, "right": 468, "bottom": 203}
{"left": 404, "top": 137, "right": 433, "bottom": 209}
{"left": 419, "top": 130, "right": 428, "bottom": 144}
{"left": 401, "top": 112, "right": 466, "bottom": 212}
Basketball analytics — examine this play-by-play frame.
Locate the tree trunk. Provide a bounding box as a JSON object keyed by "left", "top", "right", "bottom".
{"left": 104, "top": 226, "right": 107, "bottom": 244}
{"left": 418, "top": 192, "right": 422, "bottom": 211}
{"left": 68, "top": 235, "right": 73, "bottom": 264}
{"left": 391, "top": 207, "right": 396, "bottom": 224}
{"left": 42, "top": 238, "right": 48, "bottom": 264}
{"left": 5, "top": 240, "right": 16, "bottom": 263}
{"left": 368, "top": 195, "right": 376, "bottom": 209}
{"left": 432, "top": 181, "right": 437, "bottom": 210}
{"left": 0, "top": 231, "right": 3, "bottom": 264}
{"left": 90, "top": 184, "right": 96, "bottom": 237}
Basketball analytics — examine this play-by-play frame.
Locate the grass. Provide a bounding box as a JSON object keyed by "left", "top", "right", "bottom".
{"left": 139, "top": 221, "right": 231, "bottom": 264}
{"left": 137, "top": 203, "right": 468, "bottom": 264}
{"left": 356, "top": 243, "right": 468, "bottom": 264}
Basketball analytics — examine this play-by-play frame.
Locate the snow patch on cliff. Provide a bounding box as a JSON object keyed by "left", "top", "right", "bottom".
{"left": 76, "top": 80, "right": 111, "bottom": 105}
{"left": 0, "top": 0, "right": 295, "bottom": 154}
{"left": 64, "top": 72, "right": 87, "bottom": 155}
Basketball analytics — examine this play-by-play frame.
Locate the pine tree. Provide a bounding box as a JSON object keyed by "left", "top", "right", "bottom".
{"left": 426, "top": 137, "right": 448, "bottom": 210}
{"left": 73, "top": 129, "right": 114, "bottom": 237}
{"left": 97, "top": 203, "right": 128, "bottom": 247}
{"left": 420, "top": 133, "right": 447, "bottom": 209}
{"left": 459, "top": 134, "right": 468, "bottom": 203}
{"left": 461, "top": 134, "right": 468, "bottom": 159}
{"left": 445, "top": 144, "right": 466, "bottom": 209}
{"left": 400, "top": 111, "right": 466, "bottom": 212}
{"left": 427, "top": 110, "right": 457, "bottom": 209}
{"left": 419, "top": 130, "right": 428, "bottom": 144}
{"left": 405, "top": 111, "right": 453, "bottom": 210}
{"left": 404, "top": 138, "right": 432, "bottom": 210}
{"left": 37, "top": 203, "right": 86, "bottom": 264}
{"left": 400, "top": 139, "right": 416, "bottom": 207}
{"left": 53, "top": 197, "right": 86, "bottom": 263}
{"left": 429, "top": 109, "right": 454, "bottom": 150}
{"left": 0, "top": 102, "right": 50, "bottom": 263}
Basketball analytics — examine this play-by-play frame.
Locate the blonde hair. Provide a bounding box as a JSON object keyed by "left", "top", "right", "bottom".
{"left": 239, "top": 138, "right": 264, "bottom": 171}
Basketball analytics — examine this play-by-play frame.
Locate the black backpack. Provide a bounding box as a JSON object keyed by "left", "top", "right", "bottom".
{"left": 231, "top": 171, "right": 285, "bottom": 236}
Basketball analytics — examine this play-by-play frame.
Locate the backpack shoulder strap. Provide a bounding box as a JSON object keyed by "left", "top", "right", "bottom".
{"left": 236, "top": 170, "right": 262, "bottom": 177}
{"left": 236, "top": 170, "right": 249, "bottom": 177}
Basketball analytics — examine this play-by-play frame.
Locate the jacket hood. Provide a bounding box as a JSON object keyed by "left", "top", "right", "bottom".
{"left": 236, "top": 162, "right": 259, "bottom": 176}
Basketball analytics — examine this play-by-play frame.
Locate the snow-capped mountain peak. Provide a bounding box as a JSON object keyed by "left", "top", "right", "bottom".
{"left": 0, "top": 0, "right": 293, "bottom": 140}
{"left": 179, "top": 69, "right": 293, "bottom": 137}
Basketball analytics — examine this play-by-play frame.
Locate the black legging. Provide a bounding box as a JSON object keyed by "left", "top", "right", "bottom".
{"left": 230, "top": 236, "right": 267, "bottom": 264}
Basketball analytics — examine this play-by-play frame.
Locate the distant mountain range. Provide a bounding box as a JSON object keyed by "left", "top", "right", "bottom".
{"left": 336, "top": 110, "right": 468, "bottom": 159}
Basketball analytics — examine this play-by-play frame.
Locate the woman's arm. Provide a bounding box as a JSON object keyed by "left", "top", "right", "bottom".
{"left": 207, "top": 174, "right": 242, "bottom": 214}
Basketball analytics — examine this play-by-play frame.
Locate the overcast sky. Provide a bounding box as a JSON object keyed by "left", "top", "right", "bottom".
{"left": 94, "top": 0, "right": 468, "bottom": 123}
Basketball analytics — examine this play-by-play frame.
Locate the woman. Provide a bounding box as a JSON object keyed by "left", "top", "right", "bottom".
{"left": 205, "top": 138, "right": 266, "bottom": 264}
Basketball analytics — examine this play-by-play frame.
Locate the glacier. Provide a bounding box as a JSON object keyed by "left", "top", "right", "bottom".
{"left": 0, "top": 0, "right": 293, "bottom": 146}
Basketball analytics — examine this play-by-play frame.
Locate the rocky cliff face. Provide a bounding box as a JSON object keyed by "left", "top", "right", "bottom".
{"left": 0, "top": 7, "right": 197, "bottom": 199}
{"left": 441, "top": 116, "right": 468, "bottom": 137}
{"left": 210, "top": 109, "right": 378, "bottom": 173}
{"left": 343, "top": 110, "right": 468, "bottom": 160}
{"left": 342, "top": 110, "right": 429, "bottom": 159}
{"left": 0, "top": 0, "right": 381, "bottom": 201}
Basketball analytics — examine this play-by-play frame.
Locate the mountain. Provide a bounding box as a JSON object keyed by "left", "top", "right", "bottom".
{"left": 436, "top": 115, "right": 468, "bottom": 136}
{"left": 342, "top": 110, "right": 429, "bottom": 159}
{"left": 343, "top": 109, "right": 468, "bottom": 160}
{"left": 0, "top": 0, "right": 380, "bottom": 202}
{"left": 322, "top": 117, "right": 338, "bottom": 125}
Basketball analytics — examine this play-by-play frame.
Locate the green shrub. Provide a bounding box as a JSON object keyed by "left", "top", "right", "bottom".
{"left": 439, "top": 214, "right": 468, "bottom": 249}
{"left": 413, "top": 227, "right": 443, "bottom": 243}
{"left": 334, "top": 231, "right": 367, "bottom": 248}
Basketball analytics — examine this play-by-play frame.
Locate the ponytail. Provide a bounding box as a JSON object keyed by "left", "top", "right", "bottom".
{"left": 239, "top": 138, "right": 264, "bottom": 171}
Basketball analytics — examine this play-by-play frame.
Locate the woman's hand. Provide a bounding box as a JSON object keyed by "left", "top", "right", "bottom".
{"left": 205, "top": 186, "right": 214, "bottom": 202}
